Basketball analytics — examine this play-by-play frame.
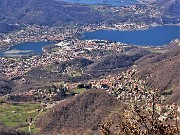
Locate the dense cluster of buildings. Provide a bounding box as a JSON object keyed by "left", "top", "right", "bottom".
{"left": 0, "top": 25, "right": 79, "bottom": 52}
{"left": 0, "top": 39, "right": 128, "bottom": 78}
{"left": 65, "top": 68, "right": 179, "bottom": 123}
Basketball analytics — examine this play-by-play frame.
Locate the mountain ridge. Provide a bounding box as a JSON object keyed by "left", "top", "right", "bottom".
{"left": 0, "top": 0, "right": 105, "bottom": 26}
{"left": 36, "top": 90, "right": 124, "bottom": 134}
{"left": 135, "top": 41, "right": 180, "bottom": 104}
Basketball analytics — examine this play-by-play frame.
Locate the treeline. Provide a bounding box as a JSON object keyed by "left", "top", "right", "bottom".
{"left": 0, "top": 77, "right": 13, "bottom": 96}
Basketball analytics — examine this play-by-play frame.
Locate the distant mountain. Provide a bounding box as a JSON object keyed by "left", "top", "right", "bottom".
{"left": 135, "top": 41, "right": 180, "bottom": 104}
{"left": 0, "top": 0, "right": 105, "bottom": 26}
{"left": 36, "top": 90, "right": 124, "bottom": 134}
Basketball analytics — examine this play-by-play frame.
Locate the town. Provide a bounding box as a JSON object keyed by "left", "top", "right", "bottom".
{"left": 0, "top": 0, "right": 179, "bottom": 134}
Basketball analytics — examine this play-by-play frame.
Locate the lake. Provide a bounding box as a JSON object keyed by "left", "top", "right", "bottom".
{"left": 0, "top": 42, "right": 54, "bottom": 57}
{"left": 82, "top": 26, "right": 180, "bottom": 46}
{"left": 59, "top": 0, "right": 138, "bottom": 6}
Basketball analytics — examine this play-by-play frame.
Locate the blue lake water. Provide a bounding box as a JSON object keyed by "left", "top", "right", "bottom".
{"left": 0, "top": 26, "right": 179, "bottom": 57}
{"left": 59, "top": 0, "right": 138, "bottom": 6}
{"left": 82, "top": 26, "right": 180, "bottom": 46}
{"left": 0, "top": 42, "right": 54, "bottom": 57}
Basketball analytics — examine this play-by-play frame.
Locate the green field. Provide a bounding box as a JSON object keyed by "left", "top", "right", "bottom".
{"left": 72, "top": 88, "right": 86, "bottom": 94}
{"left": 0, "top": 103, "right": 41, "bottom": 133}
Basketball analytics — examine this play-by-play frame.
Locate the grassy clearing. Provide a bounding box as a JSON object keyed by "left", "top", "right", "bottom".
{"left": 72, "top": 88, "right": 86, "bottom": 94}
{"left": 73, "top": 71, "right": 82, "bottom": 77}
{"left": 0, "top": 103, "right": 41, "bottom": 127}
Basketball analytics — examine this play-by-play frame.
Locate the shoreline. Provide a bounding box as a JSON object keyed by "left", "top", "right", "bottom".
{"left": 0, "top": 24, "right": 179, "bottom": 57}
